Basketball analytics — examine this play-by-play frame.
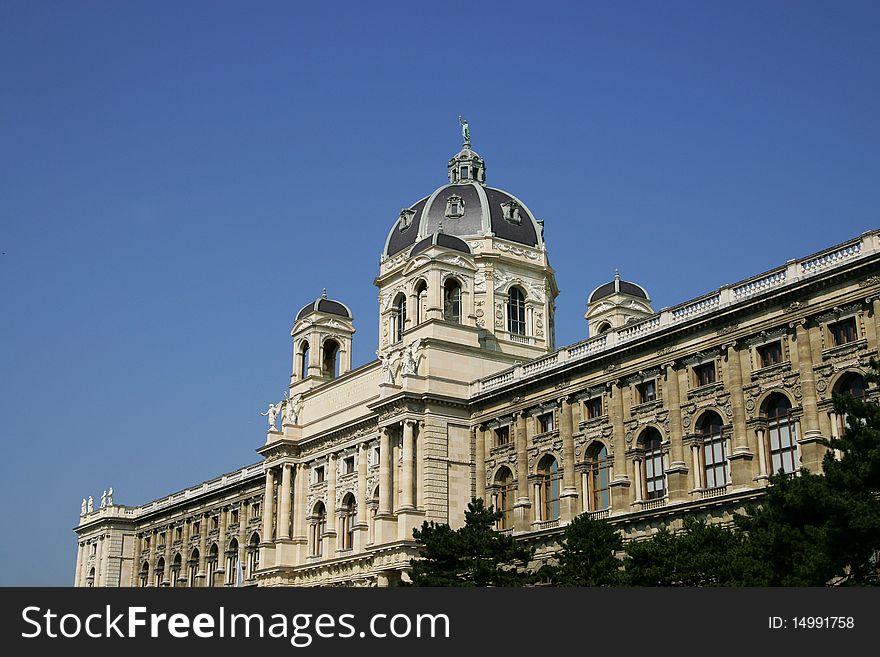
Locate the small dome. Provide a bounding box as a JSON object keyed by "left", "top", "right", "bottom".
{"left": 588, "top": 272, "right": 650, "bottom": 304}
{"left": 410, "top": 231, "right": 471, "bottom": 257}
{"left": 296, "top": 291, "right": 352, "bottom": 321}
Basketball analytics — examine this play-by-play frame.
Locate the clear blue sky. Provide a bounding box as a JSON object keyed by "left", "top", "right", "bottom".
{"left": 1, "top": 1, "right": 878, "bottom": 585}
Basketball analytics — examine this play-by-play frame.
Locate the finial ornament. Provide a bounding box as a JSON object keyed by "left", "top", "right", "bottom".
{"left": 458, "top": 116, "right": 470, "bottom": 145}
{"left": 615, "top": 268, "right": 620, "bottom": 279}
{"left": 322, "top": 288, "right": 327, "bottom": 299}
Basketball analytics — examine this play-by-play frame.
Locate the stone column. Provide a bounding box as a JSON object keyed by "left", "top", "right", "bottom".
{"left": 74, "top": 541, "right": 85, "bottom": 587}
{"left": 633, "top": 459, "right": 643, "bottom": 503}
{"left": 533, "top": 481, "right": 542, "bottom": 522}
{"left": 260, "top": 467, "right": 276, "bottom": 569}
{"left": 475, "top": 426, "right": 486, "bottom": 502}
{"left": 355, "top": 443, "right": 369, "bottom": 549}
{"left": 608, "top": 380, "right": 631, "bottom": 512}
{"left": 794, "top": 320, "right": 824, "bottom": 472}
{"left": 278, "top": 464, "right": 292, "bottom": 540}
{"left": 162, "top": 527, "right": 173, "bottom": 586}
{"left": 216, "top": 509, "right": 228, "bottom": 586}
{"left": 872, "top": 298, "right": 880, "bottom": 346}
{"left": 427, "top": 269, "right": 443, "bottom": 320}
{"left": 261, "top": 468, "right": 275, "bottom": 540}
{"left": 664, "top": 362, "right": 689, "bottom": 500}
{"left": 375, "top": 427, "right": 395, "bottom": 543}
{"left": 558, "top": 397, "right": 579, "bottom": 521}
{"left": 416, "top": 422, "right": 425, "bottom": 508}
{"left": 292, "top": 463, "right": 309, "bottom": 563}
{"left": 326, "top": 453, "right": 338, "bottom": 554}
{"left": 724, "top": 342, "right": 754, "bottom": 488}
{"left": 130, "top": 536, "right": 141, "bottom": 587}
{"left": 237, "top": 508, "right": 247, "bottom": 580}
{"left": 400, "top": 420, "right": 415, "bottom": 510}
{"left": 755, "top": 428, "right": 768, "bottom": 480}
{"left": 180, "top": 519, "right": 191, "bottom": 586}
{"left": 197, "top": 514, "right": 208, "bottom": 585}
{"left": 513, "top": 411, "right": 532, "bottom": 532}
{"left": 691, "top": 444, "right": 702, "bottom": 489}
{"left": 378, "top": 428, "right": 392, "bottom": 515}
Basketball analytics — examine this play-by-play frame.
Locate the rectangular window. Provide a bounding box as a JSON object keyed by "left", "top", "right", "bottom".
{"left": 315, "top": 466, "right": 325, "bottom": 484}
{"left": 636, "top": 380, "right": 657, "bottom": 404}
{"left": 192, "top": 521, "right": 200, "bottom": 534}
{"left": 584, "top": 397, "right": 603, "bottom": 420}
{"left": 694, "top": 362, "right": 716, "bottom": 387}
{"left": 537, "top": 412, "right": 555, "bottom": 433}
{"left": 211, "top": 516, "right": 219, "bottom": 531}
{"left": 758, "top": 341, "right": 783, "bottom": 368}
{"left": 251, "top": 503, "right": 259, "bottom": 519}
{"left": 830, "top": 318, "right": 858, "bottom": 346}
{"left": 231, "top": 509, "right": 239, "bottom": 525}
{"left": 494, "top": 425, "right": 510, "bottom": 446}
{"left": 344, "top": 456, "right": 355, "bottom": 475}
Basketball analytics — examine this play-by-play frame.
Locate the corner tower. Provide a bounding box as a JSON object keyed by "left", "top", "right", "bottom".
{"left": 377, "top": 137, "right": 558, "bottom": 369}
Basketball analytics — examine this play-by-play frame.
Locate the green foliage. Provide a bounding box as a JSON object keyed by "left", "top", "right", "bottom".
{"left": 409, "top": 498, "right": 534, "bottom": 586}
{"left": 547, "top": 513, "right": 623, "bottom": 586}
{"left": 624, "top": 516, "right": 747, "bottom": 586}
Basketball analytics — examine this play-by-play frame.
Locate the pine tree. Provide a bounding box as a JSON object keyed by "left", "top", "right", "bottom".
{"left": 409, "top": 498, "right": 534, "bottom": 586}
{"left": 547, "top": 513, "right": 623, "bottom": 586}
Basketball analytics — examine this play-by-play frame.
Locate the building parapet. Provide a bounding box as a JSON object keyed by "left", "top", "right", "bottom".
{"left": 473, "top": 230, "right": 877, "bottom": 395}
{"left": 77, "top": 462, "right": 265, "bottom": 527}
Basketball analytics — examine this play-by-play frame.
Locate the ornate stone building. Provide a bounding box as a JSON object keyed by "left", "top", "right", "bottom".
{"left": 73, "top": 136, "right": 880, "bottom": 587}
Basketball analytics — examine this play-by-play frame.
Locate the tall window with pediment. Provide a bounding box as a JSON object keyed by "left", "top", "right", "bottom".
{"left": 641, "top": 428, "right": 666, "bottom": 500}
{"left": 394, "top": 293, "right": 406, "bottom": 342}
{"left": 507, "top": 286, "right": 526, "bottom": 336}
{"left": 443, "top": 279, "right": 462, "bottom": 323}
{"left": 763, "top": 393, "right": 798, "bottom": 475}
{"left": 698, "top": 412, "right": 727, "bottom": 489}
{"left": 586, "top": 443, "right": 611, "bottom": 511}
{"left": 537, "top": 455, "right": 561, "bottom": 521}
{"left": 495, "top": 467, "right": 516, "bottom": 529}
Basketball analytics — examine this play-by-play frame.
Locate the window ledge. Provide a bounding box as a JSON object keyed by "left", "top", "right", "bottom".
{"left": 822, "top": 339, "right": 867, "bottom": 360}
{"left": 490, "top": 443, "right": 513, "bottom": 455}
{"left": 687, "top": 382, "right": 725, "bottom": 400}
{"left": 532, "top": 429, "right": 559, "bottom": 442}
{"left": 630, "top": 399, "right": 663, "bottom": 415}
{"left": 579, "top": 416, "right": 609, "bottom": 430}
{"left": 750, "top": 361, "right": 791, "bottom": 381}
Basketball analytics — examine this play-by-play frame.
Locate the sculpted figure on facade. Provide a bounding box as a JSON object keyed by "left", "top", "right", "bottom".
{"left": 285, "top": 394, "right": 304, "bottom": 425}
{"left": 261, "top": 401, "right": 283, "bottom": 431}
{"left": 87, "top": 496, "right": 93, "bottom": 514}
{"left": 376, "top": 350, "right": 397, "bottom": 384}
{"left": 100, "top": 490, "right": 107, "bottom": 509}
{"left": 81, "top": 498, "right": 87, "bottom": 516}
{"left": 401, "top": 340, "right": 422, "bottom": 376}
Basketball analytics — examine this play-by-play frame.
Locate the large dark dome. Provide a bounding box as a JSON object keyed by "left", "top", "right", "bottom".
{"left": 382, "top": 145, "right": 545, "bottom": 257}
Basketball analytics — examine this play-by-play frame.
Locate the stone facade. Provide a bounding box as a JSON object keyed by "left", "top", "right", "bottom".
{"left": 73, "top": 141, "right": 880, "bottom": 587}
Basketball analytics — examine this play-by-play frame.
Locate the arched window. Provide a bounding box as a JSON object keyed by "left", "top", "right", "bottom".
{"left": 139, "top": 561, "right": 149, "bottom": 588}
{"left": 415, "top": 281, "right": 428, "bottom": 325}
{"left": 300, "top": 341, "right": 310, "bottom": 379}
{"left": 226, "top": 538, "right": 239, "bottom": 585}
{"left": 87, "top": 567, "right": 96, "bottom": 587}
{"left": 171, "top": 553, "right": 182, "bottom": 588}
{"left": 206, "top": 544, "right": 218, "bottom": 587}
{"left": 322, "top": 339, "right": 339, "bottom": 379}
{"left": 187, "top": 549, "right": 199, "bottom": 588}
{"left": 507, "top": 286, "right": 526, "bottom": 335}
{"left": 443, "top": 279, "right": 462, "bottom": 323}
{"left": 586, "top": 443, "right": 611, "bottom": 511}
{"left": 311, "top": 502, "right": 326, "bottom": 557}
{"left": 155, "top": 557, "right": 165, "bottom": 587}
{"left": 537, "top": 455, "right": 561, "bottom": 521}
{"left": 340, "top": 494, "right": 357, "bottom": 550}
{"left": 832, "top": 372, "right": 867, "bottom": 439}
{"left": 394, "top": 293, "right": 407, "bottom": 342}
{"left": 495, "top": 467, "right": 516, "bottom": 529}
{"left": 596, "top": 322, "right": 611, "bottom": 335}
{"left": 698, "top": 412, "right": 727, "bottom": 489}
{"left": 641, "top": 428, "right": 666, "bottom": 500}
{"left": 764, "top": 393, "right": 798, "bottom": 475}
{"left": 247, "top": 533, "right": 260, "bottom": 579}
